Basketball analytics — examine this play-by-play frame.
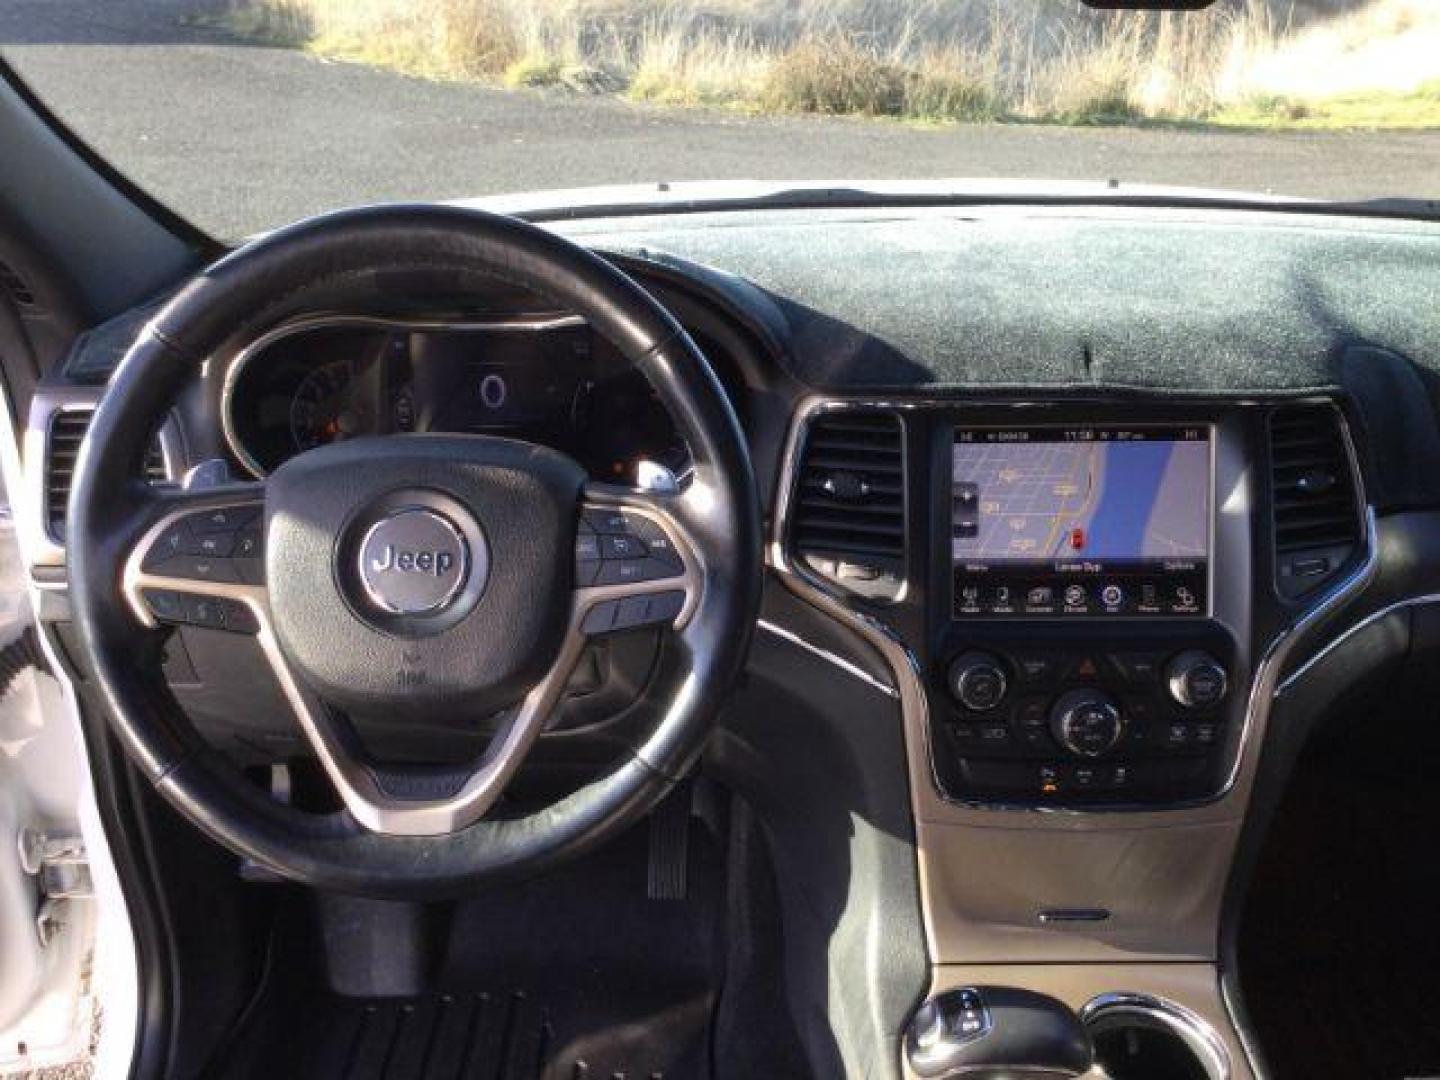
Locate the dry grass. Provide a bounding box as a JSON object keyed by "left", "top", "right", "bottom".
{"left": 218, "top": 0, "right": 1440, "bottom": 128}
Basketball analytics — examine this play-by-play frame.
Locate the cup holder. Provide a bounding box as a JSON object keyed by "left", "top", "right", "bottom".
{"left": 1080, "top": 994, "right": 1230, "bottom": 1080}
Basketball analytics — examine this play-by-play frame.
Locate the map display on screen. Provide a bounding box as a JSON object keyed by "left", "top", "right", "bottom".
{"left": 951, "top": 425, "right": 1209, "bottom": 617}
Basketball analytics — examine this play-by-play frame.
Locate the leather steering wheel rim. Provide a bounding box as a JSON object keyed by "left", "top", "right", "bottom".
{"left": 67, "top": 204, "right": 761, "bottom": 897}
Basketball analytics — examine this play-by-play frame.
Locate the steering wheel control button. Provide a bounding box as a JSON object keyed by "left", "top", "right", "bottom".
{"left": 142, "top": 589, "right": 185, "bottom": 622}
{"left": 948, "top": 651, "right": 1008, "bottom": 712}
{"left": 584, "top": 509, "right": 631, "bottom": 533}
{"left": 190, "top": 505, "right": 259, "bottom": 533}
{"left": 143, "top": 522, "right": 192, "bottom": 569}
{"left": 357, "top": 507, "right": 472, "bottom": 616}
{"left": 579, "top": 510, "right": 685, "bottom": 586}
{"left": 600, "top": 533, "right": 647, "bottom": 560}
{"left": 1050, "top": 690, "right": 1125, "bottom": 758}
{"left": 161, "top": 554, "right": 241, "bottom": 584}
{"left": 1165, "top": 650, "right": 1229, "bottom": 709}
{"left": 622, "top": 515, "right": 683, "bottom": 568}
{"left": 220, "top": 600, "right": 260, "bottom": 634}
{"left": 575, "top": 531, "right": 601, "bottom": 561}
{"left": 235, "top": 527, "right": 265, "bottom": 584}
{"left": 182, "top": 594, "right": 226, "bottom": 629}
{"left": 582, "top": 589, "right": 686, "bottom": 636}
{"left": 595, "top": 556, "right": 680, "bottom": 586}
{"left": 187, "top": 531, "right": 237, "bottom": 558}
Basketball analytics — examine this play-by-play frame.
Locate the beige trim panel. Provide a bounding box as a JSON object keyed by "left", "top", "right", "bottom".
{"left": 918, "top": 820, "right": 1239, "bottom": 962}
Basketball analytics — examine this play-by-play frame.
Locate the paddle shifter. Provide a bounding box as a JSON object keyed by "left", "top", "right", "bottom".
{"left": 906, "top": 986, "right": 1092, "bottom": 1079}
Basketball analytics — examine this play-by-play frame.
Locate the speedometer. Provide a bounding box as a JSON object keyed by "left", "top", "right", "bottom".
{"left": 289, "top": 359, "right": 367, "bottom": 451}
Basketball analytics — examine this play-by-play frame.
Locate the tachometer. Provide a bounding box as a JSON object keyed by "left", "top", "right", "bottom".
{"left": 289, "top": 358, "right": 368, "bottom": 451}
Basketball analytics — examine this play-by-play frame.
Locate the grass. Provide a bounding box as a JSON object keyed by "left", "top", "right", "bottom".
{"left": 1215, "top": 79, "right": 1440, "bottom": 128}
{"left": 213, "top": 0, "right": 1440, "bottom": 130}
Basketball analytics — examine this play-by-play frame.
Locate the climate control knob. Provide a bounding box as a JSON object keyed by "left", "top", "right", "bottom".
{"left": 1050, "top": 690, "right": 1124, "bottom": 758}
{"left": 948, "top": 652, "right": 1009, "bottom": 712}
{"left": 1166, "top": 651, "right": 1228, "bottom": 709}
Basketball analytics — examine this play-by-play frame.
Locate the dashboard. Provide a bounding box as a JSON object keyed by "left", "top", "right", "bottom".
{"left": 220, "top": 315, "right": 693, "bottom": 483}
{"left": 27, "top": 200, "right": 1440, "bottom": 1080}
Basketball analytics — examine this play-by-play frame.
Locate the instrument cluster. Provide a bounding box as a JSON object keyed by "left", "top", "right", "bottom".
{"left": 222, "top": 317, "right": 693, "bottom": 482}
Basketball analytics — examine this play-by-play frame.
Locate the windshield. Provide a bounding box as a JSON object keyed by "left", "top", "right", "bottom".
{"left": 3, "top": 0, "right": 1437, "bottom": 238}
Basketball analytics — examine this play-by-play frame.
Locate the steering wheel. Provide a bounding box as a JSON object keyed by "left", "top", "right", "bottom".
{"left": 67, "top": 205, "right": 761, "bottom": 897}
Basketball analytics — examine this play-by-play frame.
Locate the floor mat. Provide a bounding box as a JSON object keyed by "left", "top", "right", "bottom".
{"left": 217, "top": 805, "right": 730, "bottom": 1080}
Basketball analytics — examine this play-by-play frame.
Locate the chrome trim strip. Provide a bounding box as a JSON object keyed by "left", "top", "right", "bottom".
{"left": 218, "top": 312, "right": 586, "bottom": 478}
{"left": 1080, "top": 992, "right": 1231, "bottom": 1080}
{"left": 1276, "top": 590, "right": 1440, "bottom": 695}
{"left": 757, "top": 618, "right": 898, "bottom": 698}
{"left": 22, "top": 388, "right": 185, "bottom": 571}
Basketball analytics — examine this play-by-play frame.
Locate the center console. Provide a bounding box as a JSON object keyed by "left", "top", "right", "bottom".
{"left": 775, "top": 393, "right": 1366, "bottom": 1079}
{"left": 933, "top": 422, "right": 1239, "bottom": 808}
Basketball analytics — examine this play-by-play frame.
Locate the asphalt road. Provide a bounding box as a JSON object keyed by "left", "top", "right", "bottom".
{"left": 3, "top": 0, "right": 1439, "bottom": 239}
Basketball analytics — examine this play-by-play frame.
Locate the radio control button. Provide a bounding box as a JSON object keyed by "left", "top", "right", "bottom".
{"left": 1108, "top": 652, "right": 1161, "bottom": 683}
{"left": 1164, "top": 722, "right": 1192, "bottom": 747}
{"left": 977, "top": 723, "right": 1012, "bottom": 746}
{"left": 1014, "top": 698, "right": 1049, "bottom": 728}
{"left": 1013, "top": 654, "right": 1058, "bottom": 685}
{"left": 1063, "top": 654, "right": 1104, "bottom": 682}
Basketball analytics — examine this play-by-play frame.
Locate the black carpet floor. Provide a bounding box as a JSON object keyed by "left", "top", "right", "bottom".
{"left": 214, "top": 806, "right": 762, "bottom": 1080}
{"left": 1238, "top": 696, "right": 1440, "bottom": 1079}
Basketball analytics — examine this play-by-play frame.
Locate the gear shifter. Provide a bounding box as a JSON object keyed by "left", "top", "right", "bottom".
{"left": 906, "top": 986, "right": 1093, "bottom": 1079}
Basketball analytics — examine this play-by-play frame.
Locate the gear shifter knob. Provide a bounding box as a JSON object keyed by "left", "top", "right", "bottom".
{"left": 906, "top": 986, "right": 1092, "bottom": 1079}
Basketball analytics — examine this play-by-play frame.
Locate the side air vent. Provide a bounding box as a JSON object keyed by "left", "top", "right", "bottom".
{"left": 1269, "top": 403, "right": 1362, "bottom": 599}
{"left": 45, "top": 410, "right": 168, "bottom": 541}
{"left": 791, "top": 410, "right": 905, "bottom": 598}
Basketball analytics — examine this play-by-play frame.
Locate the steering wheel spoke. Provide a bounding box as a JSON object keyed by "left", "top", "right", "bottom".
{"left": 251, "top": 622, "right": 593, "bottom": 837}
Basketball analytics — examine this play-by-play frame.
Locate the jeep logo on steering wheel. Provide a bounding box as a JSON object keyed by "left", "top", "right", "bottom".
{"left": 357, "top": 507, "right": 472, "bottom": 615}
{"left": 369, "top": 544, "right": 456, "bottom": 577}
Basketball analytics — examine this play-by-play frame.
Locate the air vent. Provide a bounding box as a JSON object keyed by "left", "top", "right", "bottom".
{"left": 1269, "top": 404, "right": 1362, "bottom": 599}
{"left": 45, "top": 410, "right": 168, "bottom": 541}
{"left": 792, "top": 410, "right": 905, "bottom": 596}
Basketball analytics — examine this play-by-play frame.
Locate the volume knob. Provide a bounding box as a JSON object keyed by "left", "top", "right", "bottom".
{"left": 1050, "top": 690, "right": 1124, "bottom": 758}
{"left": 948, "top": 652, "right": 1008, "bottom": 712}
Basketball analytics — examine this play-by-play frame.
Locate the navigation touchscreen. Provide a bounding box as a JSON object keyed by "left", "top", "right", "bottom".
{"left": 951, "top": 425, "right": 1210, "bottom": 617}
